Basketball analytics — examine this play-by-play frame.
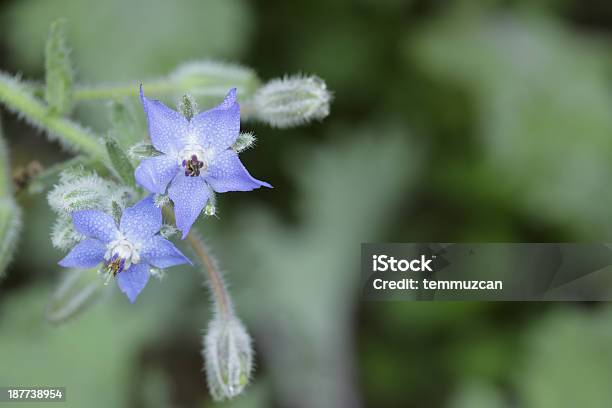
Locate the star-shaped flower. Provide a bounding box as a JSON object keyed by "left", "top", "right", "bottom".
{"left": 135, "top": 87, "right": 271, "bottom": 238}
{"left": 58, "top": 195, "right": 191, "bottom": 303}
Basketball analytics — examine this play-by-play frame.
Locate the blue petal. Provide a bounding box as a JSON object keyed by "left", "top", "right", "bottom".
{"left": 141, "top": 235, "right": 192, "bottom": 268}
{"left": 205, "top": 149, "right": 272, "bottom": 193}
{"left": 116, "top": 262, "right": 150, "bottom": 303}
{"left": 72, "top": 210, "right": 119, "bottom": 243}
{"left": 58, "top": 238, "right": 105, "bottom": 268}
{"left": 189, "top": 88, "right": 240, "bottom": 150}
{"left": 120, "top": 195, "right": 162, "bottom": 242}
{"left": 168, "top": 174, "right": 210, "bottom": 239}
{"left": 140, "top": 85, "right": 188, "bottom": 154}
{"left": 135, "top": 155, "right": 178, "bottom": 194}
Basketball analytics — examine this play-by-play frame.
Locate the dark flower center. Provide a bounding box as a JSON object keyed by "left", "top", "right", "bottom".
{"left": 182, "top": 154, "right": 205, "bottom": 177}
{"left": 106, "top": 253, "right": 126, "bottom": 276}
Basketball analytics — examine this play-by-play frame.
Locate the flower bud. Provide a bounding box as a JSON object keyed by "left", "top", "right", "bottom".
{"left": 232, "top": 132, "right": 256, "bottom": 153}
{"left": 203, "top": 316, "right": 253, "bottom": 401}
{"left": 47, "top": 171, "right": 133, "bottom": 215}
{"left": 251, "top": 75, "right": 331, "bottom": 128}
{"left": 51, "top": 214, "right": 83, "bottom": 250}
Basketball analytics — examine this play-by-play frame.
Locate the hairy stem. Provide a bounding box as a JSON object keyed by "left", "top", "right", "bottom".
{"left": 74, "top": 80, "right": 175, "bottom": 101}
{"left": 161, "top": 206, "right": 231, "bottom": 320}
{"left": 75, "top": 83, "right": 257, "bottom": 118}
{"left": 0, "top": 73, "right": 105, "bottom": 159}
{"left": 186, "top": 232, "right": 232, "bottom": 320}
{"left": 74, "top": 80, "right": 258, "bottom": 102}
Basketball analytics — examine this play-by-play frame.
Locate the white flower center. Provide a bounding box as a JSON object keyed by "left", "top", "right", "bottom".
{"left": 104, "top": 236, "right": 141, "bottom": 276}
{"left": 178, "top": 144, "right": 213, "bottom": 177}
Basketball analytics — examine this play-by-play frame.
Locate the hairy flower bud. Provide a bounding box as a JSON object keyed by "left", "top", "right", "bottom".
{"left": 251, "top": 75, "right": 331, "bottom": 128}
{"left": 232, "top": 132, "right": 256, "bottom": 153}
{"left": 47, "top": 171, "right": 134, "bottom": 249}
{"left": 48, "top": 171, "right": 133, "bottom": 215}
{"left": 203, "top": 316, "right": 253, "bottom": 401}
{"left": 51, "top": 215, "right": 83, "bottom": 251}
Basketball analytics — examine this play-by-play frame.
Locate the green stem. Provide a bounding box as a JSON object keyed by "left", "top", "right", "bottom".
{"left": 74, "top": 79, "right": 176, "bottom": 101}
{"left": 161, "top": 206, "right": 232, "bottom": 320}
{"left": 186, "top": 232, "right": 232, "bottom": 320}
{"left": 73, "top": 75, "right": 261, "bottom": 103}
{"left": 0, "top": 72, "right": 105, "bottom": 159}
{"left": 75, "top": 80, "right": 259, "bottom": 118}
{"left": 74, "top": 81, "right": 256, "bottom": 102}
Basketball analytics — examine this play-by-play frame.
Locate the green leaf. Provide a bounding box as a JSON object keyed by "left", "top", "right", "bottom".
{"left": 105, "top": 134, "right": 135, "bottom": 186}
{"left": 44, "top": 19, "right": 74, "bottom": 115}
{"left": 0, "top": 72, "right": 105, "bottom": 158}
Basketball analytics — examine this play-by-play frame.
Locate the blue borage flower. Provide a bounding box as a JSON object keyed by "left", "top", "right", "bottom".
{"left": 58, "top": 195, "right": 191, "bottom": 303}
{"left": 135, "top": 86, "right": 271, "bottom": 239}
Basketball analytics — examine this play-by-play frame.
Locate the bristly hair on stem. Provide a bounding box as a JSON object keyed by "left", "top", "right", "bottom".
{"left": 161, "top": 205, "right": 253, "bottom": 400}
{"left": 160, "top": 206, "right": 232, "bottom": 318}
{"left": 0, "top": 72, "right": 105, "bottom": 159}
{"left": 186, "top": 230, "right": 233, "bottom": 320}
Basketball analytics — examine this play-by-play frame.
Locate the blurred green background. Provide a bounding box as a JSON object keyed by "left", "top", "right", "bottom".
{"left": 2, "top": 0, "right": 612, "bottom": 407}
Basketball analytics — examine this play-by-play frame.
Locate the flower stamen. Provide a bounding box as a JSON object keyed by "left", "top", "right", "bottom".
{"left": 182, "top": 154, "right": 206, "bottom": 177}
{"left": 102, "top": 237, "right": 141, "bottom": 283}
{"left": 106, "top": 253, "right": 126, "bottom": 277}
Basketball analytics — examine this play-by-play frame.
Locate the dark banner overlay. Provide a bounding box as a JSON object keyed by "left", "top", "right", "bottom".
{"left": 361, "top": 244, "right": 612, "bottom": 301}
